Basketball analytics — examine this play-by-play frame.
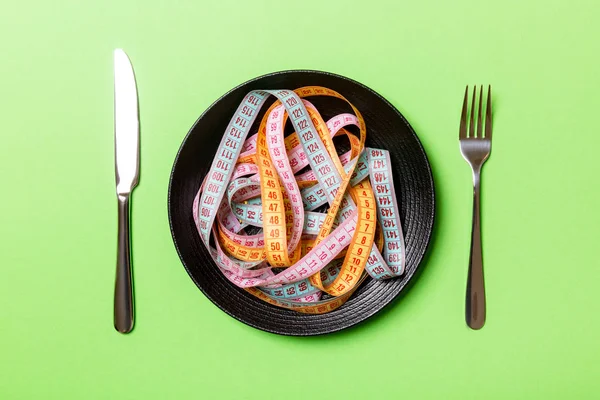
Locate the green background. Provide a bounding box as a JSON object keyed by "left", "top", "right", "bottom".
{"left": 1, "top": 0, "right": 599, "bottom": 398}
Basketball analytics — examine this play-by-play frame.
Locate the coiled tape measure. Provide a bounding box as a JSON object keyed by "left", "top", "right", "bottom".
{"left": 192, "top": 87, "right": 405, "bottom": 314}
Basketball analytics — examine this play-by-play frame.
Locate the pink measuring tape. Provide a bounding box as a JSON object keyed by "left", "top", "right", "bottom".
{"left": 192, "top": 86, "right": 405, "bottom": 313}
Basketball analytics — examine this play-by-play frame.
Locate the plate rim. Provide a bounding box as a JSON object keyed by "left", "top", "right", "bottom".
{"left": 168, "top": 69, "right": 436, "bottom": 336}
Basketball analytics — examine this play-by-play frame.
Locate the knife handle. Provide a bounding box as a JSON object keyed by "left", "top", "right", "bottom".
{"left": 114, "top": 194, "right": 134, "bottom": 333}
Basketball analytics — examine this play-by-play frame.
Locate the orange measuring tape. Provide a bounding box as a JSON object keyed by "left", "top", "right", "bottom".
{"left": 192, "top": 87, "right": 405, "bottom": 313}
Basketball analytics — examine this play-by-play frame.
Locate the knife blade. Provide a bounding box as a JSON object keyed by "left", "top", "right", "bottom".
{"left": 113, "top": 49, "right": 139, "bottom": 333}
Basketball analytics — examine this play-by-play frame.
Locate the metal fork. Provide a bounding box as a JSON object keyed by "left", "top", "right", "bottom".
{"left": 459, "top": 85, "right": 492, "bottom": 330}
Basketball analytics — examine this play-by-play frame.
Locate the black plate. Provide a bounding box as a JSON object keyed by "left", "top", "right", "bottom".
{"left": 168, "top": 70, "right": 435, "bottom": 336}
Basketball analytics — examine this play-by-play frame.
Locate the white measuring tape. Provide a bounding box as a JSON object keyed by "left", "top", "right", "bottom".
{"left": 192, "top": 87, "right": 405, "bottom": 313}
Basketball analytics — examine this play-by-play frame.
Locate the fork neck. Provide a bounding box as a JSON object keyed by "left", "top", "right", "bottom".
{"left": 471, "top": 164, "right": 482, "bottom": 188}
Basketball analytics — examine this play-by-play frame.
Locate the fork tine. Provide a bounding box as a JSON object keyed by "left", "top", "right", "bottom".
{"left": 459, "top": 85, "right": 468, "bottom": 139}
{"left": 476, "top": 85, "right": 483, "bottom": 139}
{"left": 469, "top": 86, "right": 476, "bottom": 138}
{"left": 485, "top": 85, "right": 492, "bottom": 140}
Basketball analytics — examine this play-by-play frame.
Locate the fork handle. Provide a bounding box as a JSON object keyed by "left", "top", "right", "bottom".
{"left": 466, "top": 169, "right": 486, "bottom": 329}
{"left": 115, "top": 194, "right": 134, "bottom": 333}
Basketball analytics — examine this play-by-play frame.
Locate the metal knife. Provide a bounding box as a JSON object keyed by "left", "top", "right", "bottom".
{"left": 113, "top": 49, "right": 139, "bottom": 333}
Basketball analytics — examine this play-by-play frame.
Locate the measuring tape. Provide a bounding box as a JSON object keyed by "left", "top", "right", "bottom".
{"left": 192, "top": 87, "right": 405, "bottom": 314}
